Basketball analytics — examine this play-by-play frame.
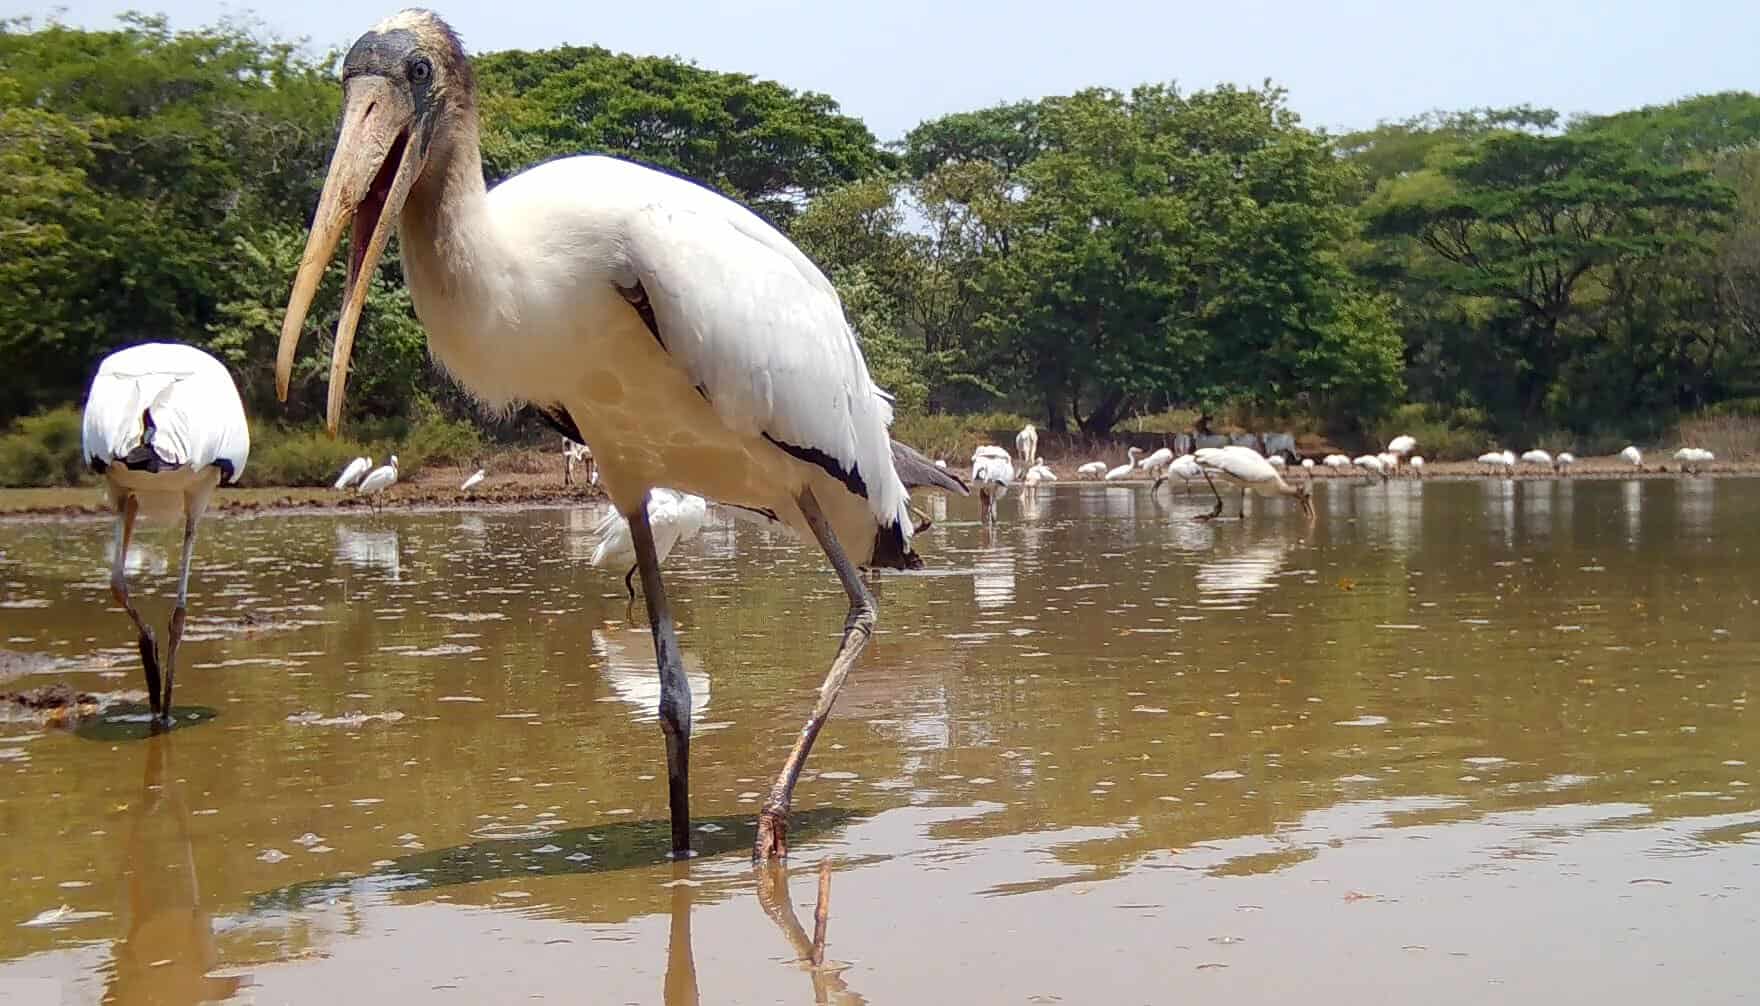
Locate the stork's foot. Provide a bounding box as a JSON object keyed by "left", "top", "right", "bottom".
{"left": 754, "top": 802, "right": 789, "bottom": 861}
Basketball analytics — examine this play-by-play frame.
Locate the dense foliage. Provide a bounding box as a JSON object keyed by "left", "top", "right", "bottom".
{"left": 2, "top": 13, "right": 1757, "bottom": 479}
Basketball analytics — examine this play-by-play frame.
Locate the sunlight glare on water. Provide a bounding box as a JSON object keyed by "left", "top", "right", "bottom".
{"left": 0, "top": 476, "right": 1756, "bottom": 1003}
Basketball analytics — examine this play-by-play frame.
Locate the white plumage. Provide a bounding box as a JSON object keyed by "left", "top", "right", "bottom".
{"left": 1555, "top": 452, "right": 1575, "bottom": 471}
{"left": 81, "top": 342, "right": 249, "bottom": 726}
{"left": 1152, "top": 453, "right": 1203, "bottom": 494}
{"left": 334, "top": 455, "right": 371, "bottom": 490}
{"left": 274, "top": 11, "right": 932, "bottom": 859}
{"left": 460, "top": 468, "right": 486, "bottom": 491}
{"left": 1137, "top": 447, "right": 1174, "bottom": 476}
{"left": 1620, "top": 445, "right": 1642, "bottom": 467}
{"left": 1192, "top": 445, "right": 1314, "bottom": 520}
{"left": 1024, "top": 463, "right": 1057, "bottom": 484}
{"left": 1520, "top": 449, "right": 1553, "bottom": 468}
{"left": 1267, "top": 455, "right": 1286, "bottom": 467}
{"left": 1105, "top": 447, "right": 1143, "bottom": 481}
{"left": 1387, "top": 434, "right": 1416, "bottom": 458}
{"left": 1076, "top": 461, "right": 1108, "bottom": 479}
{"left": 1409, "top": 456, "right": 1425, "bottom": 475}
{"left": 1353, "top": 454, "right": 1388, "bottom": 479}
{"left": 1674, "top": 447, "right": 1714, "bottom": 472}
{"left": 971, "top": 446, "right": 1015, "bottom": 521}
{"left": 1015, "top": 424, "right": 1038, "bottom": 469}
{"left": 563, "top": 439, "right": 595, "bottom": 486}
{"left": 356, "top": 455, "right": 399, "bottom": 498}
{"left": 591, "top": 489, "right": 710, "bottom": 598}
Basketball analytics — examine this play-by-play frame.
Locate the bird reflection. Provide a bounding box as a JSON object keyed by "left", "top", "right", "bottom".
{"left": 971, "top": 547, "right": 1016, "bottom": 611}
{"left": 106, "top": 735, "right": 245, "bottom": 1003}
{"left": 1676, "top": 476, "right": 1714, "bottom": 534}
{"left": 593, "top": 626, "right": 711, "bottom": 722}
{"left": 1622, "top": 480, "right": 1643, "bottom": 546}
{"left": 332, "top": 525, "right": 401, "bottom": 580}
{"left": 1194, "top": 541, "right": 1287, "bottom": 606}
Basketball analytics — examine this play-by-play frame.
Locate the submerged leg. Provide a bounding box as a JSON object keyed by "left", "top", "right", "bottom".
{"left": 754, "top": 488, "right": 876, "bottom": 861}
{"left": 159, "top": 508, "right": 201, "bottom": 727}
{"left": 109, "top": 496, "right": 163, "bottom": 718}
{"left": 1193, "top": 471, "right": 1224, "bottom": 521}
{"left": 629, "top": 502, "right": 693, "bottom": 856}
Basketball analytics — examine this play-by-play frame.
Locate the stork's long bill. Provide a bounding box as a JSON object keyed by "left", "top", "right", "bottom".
{"left": 277, "top": 34, "right": 437, "bottom": 434}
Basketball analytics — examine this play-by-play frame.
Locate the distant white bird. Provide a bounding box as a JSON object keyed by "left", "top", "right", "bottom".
{"left": 1152, "top": 453, "right": 1204, "bottom": 494}
{"left": 1555, "top": 452, "right": 1575, "bottom": 473}
{"left": 1478, "top": 450, "right": 1515, "bottom": 475}
{"left": 1015, "top": 424, "right": 1038, "bottom": 469}
{"left": 1105, "top": 447, "right": 1144, "bottom": 481}
{"left": 81, "top": 342, "right": 249, "bottom": 728}
{"left": 1520, "top": 449, "right": 1553, "bottom": 469}
{"left": 1137, "top": 447, "right": 1175, "bottom": 478}
{"left": 1619, "top": 445, "right": 1642, "bottom": 468}
{"left": 1323, "top": 454, "right": 1351, "bottom": 471}
{"left": 563, "top": 439, "right": 594, "bottom": 487}
{"left": 1674, "top": 447, "right": 1715, "bottom": 473}
{"left": 1387, "top": 434, "right": 1416, "bottom": 458}
{"left": 1409, "top": 456, "right": 1425, "bottom": 476}
{"left": 357, "top": 455, "right": 399, "bottom": 506}
{"left": 971, "top": 446, "right": 1015, "bottom": 521}
{"left": 1024, "top": 463, "right": 1057, "bottom": 485}
{"left": 333, "top": 455, "right": 371, "bottom": 490}
{"left": 591, "top": 489, "right": 709, "bottom": 600}
{"left": 1301, "top": 458, "right": 1315, "bottom": 471}
{"left": 1267, "top": 455, "right": 1286, "bottom": 468}
{"left": 460, "top": 468, "right": 486, "bottom": 491}
{"left": 1076, "top": 461, "right": 1108, "bottom": 479}
{"left": 1192, "top": 446, "right": 1315, "bottom": 521}
{"left": 934, "top": 459, "right": 948, "bottom": 470}
{"left": 1353, "top": 454, "right": 1389, "bottom": 481}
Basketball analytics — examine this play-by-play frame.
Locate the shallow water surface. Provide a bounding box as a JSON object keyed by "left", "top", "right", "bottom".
{"left": 1, "top": 477, "right": 1757, "bottom": 1003}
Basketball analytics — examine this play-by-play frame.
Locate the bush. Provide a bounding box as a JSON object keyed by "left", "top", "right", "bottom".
{"left": 1373, "top": 403, "right": 1491, "bottom": 461}
{"left": 244, "top": 413, "right": 485, "bottom": 486}
{"left": 890, "top": 411, "right": 1030, "bottom": 462}
{"left": 0, "top": 406, "right": 91, "bottom": 487}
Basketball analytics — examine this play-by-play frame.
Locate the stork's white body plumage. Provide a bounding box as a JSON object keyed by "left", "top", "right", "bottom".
{"left": 1076, "top": 461, "right": 1107, "bottom": 479}
{"left": 1409, "top": 456, "right": 1425, "bottom": 476}
{"left": 1191, "top": 445, "right": 1314, "bottom": 520}
{"left": 1620, "top": 445, "right": 1642, "bottom": 468}
{"left": 1521, "top": 449, "right": 1553, "bottom": 468}
{"left": 81, "top": 342, "right": 249, "bottom": 725}
{"left": 1024, "top": 463, "right": 1057, "bottom": 485}
{"left": 1105, "top": 447, "right": 1143, "bottom": 481}
{"left": 1151, "top": 452, "right": 1203, "bottom": 494}
{"left": 1353, "top": 454, "right": 1388, "bottom": 480}
{"left": 1323, "top": 454, "right": 1351, "bottom": 470}
{"left": 1387, "top": 434, "right": 1416, "bottom": 458}
{"left": 334, "top": 456, "right": 372, "bottom": 491}
{"left": 1137, "top": 448, "right": 1174, "bottom": 476}
{"left": 460, "top": 468, "right": 486, "bottom": 491}
{"left": 1015, "top": 424, "right": 1038, "bottom": 469}
{"left": 357, "top": 455, "right": 399, "bottom": 498}
{"left": 971, "top": 446, "right": 1015, "bottom": 521}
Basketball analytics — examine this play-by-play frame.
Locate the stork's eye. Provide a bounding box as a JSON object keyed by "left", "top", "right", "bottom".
{"left": 408, "top": 57, "right": 433, "bottom": 83}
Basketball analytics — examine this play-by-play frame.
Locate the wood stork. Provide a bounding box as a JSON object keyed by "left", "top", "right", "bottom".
{"left": 1409, "top": 456, "right": 1425, "bottom": 477}
{"left": 81, "top": 342, "right": 249, "bottom": 728}
{"left": 1192, "top": 446, "right": 1314, "bottom": 521}
{"left": 592, "top": 489, "right": 710, "bottom": 601}
{"left": 1267, "top": 455, "right": 1286, "bottom": 468}
{"left": 1137, "top": 447, "right": 1174, "bottom": 480}
{"left": 277, "top": 10, "right": 934, "bottom": 859}
{"left": 1620, "top": 445, "right": 1642, "bottom": 469}
{"left": 1555, "top": 452, "right": 1575, "bottom": 474}
{"left": 1478, "top": 450, "right": 1515, "bottom": 475}
{"left": 1323, "top": 453, "right": 1351, "bottom": 472}
{"left": 1151, "top": 453, "right": 1202, "bottom": 494}
{"left": 563, "top": 439, "right": 594, "bottom": 487}
{"left": 1300, "top": 457, "right": 1316, "bottom": 474}
{"left": 356, "top": 455, "right": 398, "bottom": 506}
{"left": 890, "top": 438, "right": 969, "bottom": 532}
{"left": 1076, "top": 461, "right": 1107, "bottom": 479}
{"left": 1674, "top": 447, "right": 1714, "bottom": 474}
{"left": 933, "top": 459, "right": 948, "bottom": 470}
{"left": 970, "top": 446, "right": 1015, "bottom": 521}
{"left": 1024, "top": 463, "right": 1057, "bottom": 486}
{"left": 460, "top": 468, "right": 486, "bottom": 491}
{"left": 1352, "top": 454, "right": 1389, "bottom": 482}
{"left": 334, "top": 455, "right": 371, "bottom": 490}
{"left": 1105, "top": 447, "right": 1143, "bottom": 481}
{"left": 1015, "top": 423, "right": 1038, "bottom": 469}
{"left": 1520, "top": 449, "right": 1553, "bottom": 470}
{"left": 1387, "top": 434, "right": 1416, "bottom": 458}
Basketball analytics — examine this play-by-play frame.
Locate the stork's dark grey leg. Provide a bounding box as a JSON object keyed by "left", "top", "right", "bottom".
{"left": 629, "top": 502, "right": 693, "bottom": 856}
{"left": 1194, "top": 471, "right": 1224, "bottom": 521}
{"left": 623, "top": 565, "right": 638, "bottom": 602}
{"left": 754, "top": 488, "right": 876, "bottom": 861}
{"left": 109, "top": 496, "right": 162, "bottom": 718}
{"left": 159, "top": 509, "right": 200, "bottom": 728}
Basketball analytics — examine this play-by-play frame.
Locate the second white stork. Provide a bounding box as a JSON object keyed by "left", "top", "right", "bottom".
{"left": 1105, "top": 447, "right": 1143, "bottom": 481}
{"left": 971, "top": 446, "right": 1015, "bottom": 521}
{"left": 1192, "top": 446, "right": 1315, "bottom": 521}
{"left": 1015, "top": 423, "right": 1038, "bottom": 470}
{"left": 591, "top": 489, "right": 709, "bottom": 600}
{"left": 1076, "top": 461, "right": 1107, "bottom": 479}
{"left": 1620, "top": 445, "right": 1643, "bottom": 469}
{"left": 82, "top": 342, "right": 249, "bottom": 729}
{"left": 275, "top": 10, "right": 941, "bottom": 859}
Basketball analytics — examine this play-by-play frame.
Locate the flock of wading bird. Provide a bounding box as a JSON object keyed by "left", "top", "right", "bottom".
{"left": 71, "top": 9, "right": 1727, "bottom": 863}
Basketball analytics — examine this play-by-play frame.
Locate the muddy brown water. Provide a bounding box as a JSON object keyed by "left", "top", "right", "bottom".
{"left": 0, "top": 477, "right": 1756, "bottom": 1003}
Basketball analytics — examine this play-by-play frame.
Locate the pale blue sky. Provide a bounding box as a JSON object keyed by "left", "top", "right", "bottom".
{"left": 21, "top": 0, "right": 1758, "bottom": 140}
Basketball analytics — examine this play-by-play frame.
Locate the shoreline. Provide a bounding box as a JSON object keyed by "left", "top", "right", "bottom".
{"left": 1, "top": 456, "right": 1755, "bottom": 523}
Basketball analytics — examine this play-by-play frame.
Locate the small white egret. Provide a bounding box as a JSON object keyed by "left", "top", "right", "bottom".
{"left": 1152, "top": 453, "right": 1203, "bottom": 494}
{"left": 1137, "top": 447, "right": 1174, "bottom": 478}
{"left": 1409, "top": 456, "right": 1425, "bottom": 477}
{"left": 333, "top": 455, "right": 371, "bottom": 490}
{"left": 357, "top": 455, "right": 399, "bottom": 507}
{"left": 1076, "top": 461, "right": 1108, "bottom": 479}
{"left": 1192, "top": 446, "right": 1315, "bottom": 521}
{"left": 1620, "top": 445, "right": 1642, "bottom": 468}
{"left": 1024, "top": 463, "right": 1057, "bottom": 485}
{"left": 1520, "top": 449, "right": 1553, "bottom": 469}
{"left": 1323, "top": 454, "right": 1351, "bottom": 471}
{"left": 1105, "top": 447, "right": 1143, "bottom": 481}
{"left": 1353, "top": 454, "right": 1389, "bottom": 481}
{"left": 82, "top": 342, "right": 249, "bottom": 728}
{"left": 971, "top": 446, "right": 1015, "bottom": 521}
{"left": 1015, "top": 423, "right": 1039, "bottom": 469}
{"left": 591, "top": 489, "right": 710, "bottom": 600}
{"left": 460, "top": 468, "right": 486, "bottom": 491}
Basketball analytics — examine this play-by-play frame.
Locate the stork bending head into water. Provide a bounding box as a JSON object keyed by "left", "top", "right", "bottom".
{"left": 1193, "top": 446, "right": 1315, "bottom": 522}
{"left": 970, "top": 446, "right": 1014, "bottom": 521}
{"left": 277, "top": 10, "right": 925, "bottom": 860}
{"left": 82, "top": 343, "right": 249, "bottom": 729}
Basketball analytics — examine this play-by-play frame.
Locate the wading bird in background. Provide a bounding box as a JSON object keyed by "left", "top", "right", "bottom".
{"left": 1076, "top": 461, "right": 1107, "bottom": 479}
{"left": 82, "top": 343, "right": 249, "bottom": 728}
{"left": 564, "top": 439, "right": 594, "bottom": 486}
{"left": 333, "top": 455, "right": 371, "bottom": 490}
{"left": 356, "top": 455, "right": 398, "bottom": 507}
{"left": 1105, "top": 447, "right": 1143, "bottom": 481}
{"left": 1409, "top": 456, "right": 1425, "bottom": 477}
{"left": 1387, "top": 434, "right": 1416, "bottom": 473}
{"left": 1151, "top": 453, "right": 1202, "bottom": 494}
{"left": 1024, "top": 463, "right": 1057, "bottom": 486}
{"left": 1192, "top": 446, "right": 1315, "bottom": 522}
{"left": 971, "top": 446, "right": 1015, "bottom": 521}
{"left": 1620, "top": 445, "right": 1643, "bottom": 469}
{"left": 891, "top": 438, "right": 969, "bottom": 532}
{"left": 460, "top": 468, "right": 486, "bottom": 491}
{"left": 592, "top": 489, "right": 710, "bottom": 601}
{"left": 277, "top": 10, "right": 939, "bottom": 860}
{"left": 1015, "top": 424, "right": 1038, "bottom": 470}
